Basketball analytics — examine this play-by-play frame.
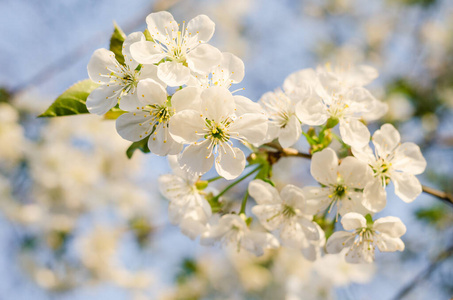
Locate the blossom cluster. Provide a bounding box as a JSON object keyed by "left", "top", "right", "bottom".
{"left": 85, "top": 11, "right": 427, "bottom": 264}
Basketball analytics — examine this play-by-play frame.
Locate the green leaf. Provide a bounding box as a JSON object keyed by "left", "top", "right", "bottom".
{"left": 38, "top": 80, "right": 99, "bottom": 117}
{"left": 110, "top": 21, "right": 126, "bottom": 66}
{"left": 104, "top": 107, "right": 127, "bottom": 120}
{"left": 126, "top": 136, "right": 151, "bottom": 159}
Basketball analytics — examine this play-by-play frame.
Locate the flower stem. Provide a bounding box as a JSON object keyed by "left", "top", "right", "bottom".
{"left": 205, "top": 175, "right": 223, "bottom": 183}
{"left": 212, "top": 165, "right": 262, "bottom": 202}
{"left": 239, "top": 191, "right": 249, "bottom": 214}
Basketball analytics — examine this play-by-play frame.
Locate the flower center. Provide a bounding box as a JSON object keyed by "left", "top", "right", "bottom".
{"left": 327, "top": 95, "right": 349, "bottom": 119}
{"left": 205, "top": 119, "right": 231, "bottom": 143}
{"left": 282, "top": 205, "right": 297, "bottom": 218}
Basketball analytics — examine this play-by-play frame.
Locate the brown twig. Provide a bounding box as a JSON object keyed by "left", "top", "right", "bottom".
{"left": 422, "top": 185, "right": 453, "bottom": 207}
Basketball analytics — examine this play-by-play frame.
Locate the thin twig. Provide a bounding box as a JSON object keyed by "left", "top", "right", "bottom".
{"left": 391, "top": 244, "right": 453, "bottom": 300}
{"left": 422, "top": 185, "right": 453, "bottom": 207}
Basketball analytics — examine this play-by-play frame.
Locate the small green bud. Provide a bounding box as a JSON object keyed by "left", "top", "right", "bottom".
{"left": 326, "top": 117, "right": 339, "bottom": 129}
{"left": 195, "top": 180, "right": 209, "bottom": 190}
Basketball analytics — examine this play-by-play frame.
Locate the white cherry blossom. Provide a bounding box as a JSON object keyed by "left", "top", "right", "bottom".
{"left": 302, "top": 148, "right": 379, "bottom": 217}
{"left": 352, "top": 123, "right": 427, "bottom": 207}
{"left": 115, "top": 79, "right": 202, "bottom": 156}
{"left": 170, "top": 87, "right": 268, "bottom": 179}
{"left": 130, "top": 11, "right": 222, "bottom": 86}
{"left": 187, "top": 52, "right": 245, "bottom": 89}
{"left": 248, "top": 180, "right": 323, "bottom": 260}
{"left": 326, "top": 213, "right": 406, "bottom": 263}
{"left": 295, "top": 64, "right": 385, "bottom": 147}
{"left": 259, "top": 89, "right": 301, "bottom": 148}
{"left": 200, "top": 214, "right": 279, "bottom": 256}
{"left": 87, "top": 32, "right": 161, "bottom": 115}
{"left": 158, "top": 156, "right": 211, "bottom": 239}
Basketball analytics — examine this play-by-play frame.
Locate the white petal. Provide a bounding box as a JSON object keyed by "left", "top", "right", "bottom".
{"left": 87, "top": 48, "right": 119, "bottom": 84}
{"left": 310, "top": 148, "right": 338, "bottom": 186}
{"left": 171, "top": 87, "right": 202, "bottom": 112}
{"left": 280, "top": 221, "right": 309, "bottom": 249}
{"left": 280, "top": 184, "right": 305, "bottom": 211}
{"left": 392, "top": 143, "right": 427, "bottom": 175}
{"left": 338, "top": 191, "right": 372, "bottom": 217}
{"left": 362, "top": 179, "right": 387, "bottom": 213}
{"left": 122, "top": 32, "right": 145, "bottom": 70}
{"left": 186, "top": 14, "right": 215, "bottom": 43}
{"left": 169, "top": 110, "right": 205, "bottom": 143}
{"left": 242, "top": 231, "right": 280, "bottom": 256}
{"left": 118, "top": 91, "right": 144, "bottom": 112}
{"left": 146, "top": 11, "right": 178, "bottom": 42}
{"left": 229, "top": 113, "right": 268, "bottom": 144}
{"left": 251, "top": 204, "right": 284, "bottom": 231}
{"left": 178, "top": 141, "right": 214, "bottom": 176}
{"left": 339, "top": 118, "right": 370, "bottom": 147}
{"left": 283, "top": 68, "right": 317, "bottom": 94}
{"left": 341, "top": 212, "right": 366, "bottom": 230}
{"left": 348, "top": 65, "right": 379, "bottom": 87}
{"left": 345, "top": 242, "right": 374, "bottom": 264}
{"left": 351, "top": 144, "right": 376, "bottom": 165}
{"left": 233, "top": 95, "right": 264, "bottom": 116}
{"left": 86, "top": 85, "right": 120, "bottom": 115}
{"left": 301, "top": 186, "right": 332, "bottom": 215}
{"left": 373, "top": 217, "right": 406, "bottom": 238}
{"left": 278, "top": 115, "right": 301, "bottom": 148}
{"left": 338, "top": 156, "right": 373, "bottom": 189}
{"left": 130, "top": 40, "right": 166, "bottom": 64}
{"left": 375, "top": 235, "right": 405, "bottom": 252}
{"left": 215, "top": 146, "right": 245, "bottom": 180}
{"left": 301, "top": 244, "right": 319, "bottom": 261}
{"left": 186, "top": 44, "right": 222, "bottom": 74}
{"left": 295, "top": 96, "right": 328, "bottom": 126}
{"left": 148, "top": 124, "right": 183, "bottom": 156}
{"left": 391, "top": 172, "right": 422, "bottom": 203}
{"left": 344, "top": 87, "right": 377, "bottom": 114}
{"left": 326, "top": 231, "right": 354, "bottom": 254}
{"left": 372, "top": 123, "right": 401, "bottom": 158}
{"left": 137, "top": 64, "right": 163, "bottom": 85}
{"left": 298, "top": 218, "right": 321, "bottom": 241}
{"left": 115, "top": 112, "right": 154, "bottom": 141}
{"left": 248, "top": 180, "right": 282, "bottom": 205}
{"left": 157, "top": 61, "right": 191, "bottom": 86}
{"left": 137, "top": 78, "right": 167, "bottom": 106}
{"left": 200, "top": 87, "right": 235, "bottom": 120}
{"left": 219, "top": 52, "right": 245, "bottom": 83}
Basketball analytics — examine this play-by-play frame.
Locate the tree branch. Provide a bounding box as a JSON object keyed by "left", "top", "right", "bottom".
{"left": 422, "top": 185, "right": 453, "bottom": 207}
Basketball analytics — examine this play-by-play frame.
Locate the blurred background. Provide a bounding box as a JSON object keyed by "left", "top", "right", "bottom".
{"left": 0, "top": 0, "right": 452, "bottom": 299}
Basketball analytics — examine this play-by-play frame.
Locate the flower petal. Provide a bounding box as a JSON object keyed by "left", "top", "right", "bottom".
{"left": 248, "top": 180, "right": 282, "bottom": 205}
{"left": 146, "top": 11, "right": 178, "bottom": 42}
{"left": 200, "top": 87, "right": 235, "bottom": 120}
{"left": 375, "top": 235, "right": 405, "bottom": 252}
{"left": 186, "top": 44, "right": 222, "bottom": 74}
{"left": 283, "top": 68, "right": 317, "bottom": 95}
{"left": 130, "top": 40, "right": 166, "bottom": 65}
{"left": 148, "top": 124, "right": 183, "bottom": 156}
{"left": 229, "top": 113, "right": 268, "bottom": 144}
{"left": 219, "top": 52, "right": 245, "bottom": 83}
{"left": 186, "top": 14, "right": 215, "bottom": 43}
{"left": 137, "top": 78, "right": 167, "bottom": 106}
{"left": 157, "top": 61, "right": 191, "bottom": 86}
{"left": 351, "top": 144, "right": 376, "bottom": 165}
{"left": 122, "top": 32, "right": 145, "bottom": 70}
{"left": 338, "top": 156, "right": 373, "bottom": 189}
{"left": 392, "top": 143, "right": 427, "bottom": 175}
{"left": 326, "top": 231, "right": 355, "bottom": 254}
{"left": 341, "top": 212, "right": 366, "bottom": 230}
{"left": 310, "top": 148, "right": 338, "bottom": 186}
{"left": 171, "top": 86, "right": 202, "bottom": 112}
{"left": 233, "top": 95, "right": 264, "bottom": 116}
{"left": 87, "top": 48, "right": 119, "bottom": 84}
{"left": 115, "top": 112, "right": 154, "bottom": 141}
{"left": 178, "top": 141, "right": 214, "bottom": 176}
{"left": 345, "top": 242, "right": 374, "bottom": 264}
{"left": 251, "top": 204, "right": 284, "bottom": 231}
{"left": 242, "top": 232, "right": 280, "bottom": 256}
{"left": 295, "top": 96, "right": 328, "bottom": 126}
{"left": 391, "top": 172, "right": 422, "bottom": 203}
{"left": 278, "top": 114, "right": 302, "bottom": 148}
{"left": 86, "top": 85, "right": 121, "bottom": 115}
{"left": 301, "top": 186, "right": 332, "bottom": 215}
{"left": 339, "top": 118, "right": 370, "bottom": 147}
{"left": 215, "top": 146, "right": 245, "bottom": 180}
{"left": 373, "top": 217, "right": 406, "bottom": 238}
{"left": 362, "top": 179, "right": 387, "bottom": 213}
{"left": 169, "top": 109, "right": 205, "bottom": 143}
{"left": 372, "top": 123, "right": 401, "bottom": 159}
